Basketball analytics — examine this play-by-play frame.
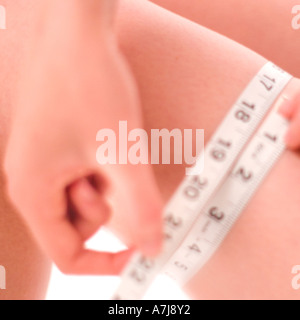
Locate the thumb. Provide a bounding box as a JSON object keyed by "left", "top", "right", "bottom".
{"left": 67, "top": 176, "right": 111, "bottom": 241}
{"left": 110, "top": 163, "right": 163, "bottom": 257}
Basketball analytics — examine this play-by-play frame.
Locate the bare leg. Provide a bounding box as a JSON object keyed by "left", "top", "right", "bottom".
{"left": 0, "top": 177, "right": 51, "bottom": 300}
{"left": 0, "top": 1, "right": 51, "bottom": 300}
{"left": 116, "top": 0, "right": 300, "bottom": 299}
{"left": 150, "top": 0, "right": 300, "bottom": 77}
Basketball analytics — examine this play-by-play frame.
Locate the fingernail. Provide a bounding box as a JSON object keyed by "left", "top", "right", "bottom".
{"left": 77, "top": 179, "right": 98, "bottom": 203}
{"left": 114, "top": 249, "right": 136, "bottom": 273}
{"left": 279, "top": 99, "right": 293, "bottom": 119}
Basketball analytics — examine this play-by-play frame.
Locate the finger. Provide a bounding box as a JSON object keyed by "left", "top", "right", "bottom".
{"left": 285, "top": 107, "right": 300, "bottom": 150}
{"left": 279, "top": 99, "right": 296, "bottom": 119}
{"left": 112, "top": 163, "right": 163, "bottom": 257}
{"left": 68, "top": 177, "right": 111, "bottom": 240}
{"left": 279, "top": 93, "right": 300, "bottom": 120}
{"left": 35, "top": 213, "right": 134, "bottom": 275}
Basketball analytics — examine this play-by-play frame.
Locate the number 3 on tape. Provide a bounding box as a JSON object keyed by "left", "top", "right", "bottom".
{"left": 113, "top": 62, "right": 292, "bottom": 300}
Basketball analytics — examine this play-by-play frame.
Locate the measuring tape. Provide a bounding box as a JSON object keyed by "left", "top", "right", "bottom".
{"left": 113, "top": 62, "right": 293, "bottom": 300}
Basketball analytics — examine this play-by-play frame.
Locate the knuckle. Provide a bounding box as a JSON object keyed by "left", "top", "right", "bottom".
{"left": 56, "top": 253, "right": 82, "bottom": 275}
{"left": 56, "top": 260, "right": 75, "bottom": 275}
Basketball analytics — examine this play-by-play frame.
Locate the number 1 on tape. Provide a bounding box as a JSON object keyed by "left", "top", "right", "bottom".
{"left": 113, "top": 62, "right": 292, "bottom": 300}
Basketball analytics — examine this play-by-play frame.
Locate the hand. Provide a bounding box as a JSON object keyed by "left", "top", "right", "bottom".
{"left": 4, "top": 1, "right": 163, "bottom": 275}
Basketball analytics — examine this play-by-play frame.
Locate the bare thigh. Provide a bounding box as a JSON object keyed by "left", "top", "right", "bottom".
{"left": 0, "top": 0, "right": 51, "bottom": 300}
{"left": 151, "top": 0, "right": 300, "bottom": 78}
{"left": 116, "top": 0, "right": 300, "bottom": 299}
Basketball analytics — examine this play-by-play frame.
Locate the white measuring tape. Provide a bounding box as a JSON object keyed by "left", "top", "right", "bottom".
{"left": 113, "top": 62, "right": 293, "bottom": 300}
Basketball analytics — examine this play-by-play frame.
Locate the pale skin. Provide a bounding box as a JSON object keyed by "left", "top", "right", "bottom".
{"left": 150, "top": 0, "right": 300, "bottom": 149}
{"left": 1, "top": 0, "right": 300, "bottom": 300}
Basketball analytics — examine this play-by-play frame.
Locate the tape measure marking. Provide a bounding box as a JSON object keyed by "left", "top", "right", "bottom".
{"left": 163, "top": 103, "right": 289, "bottom": 285}
{"left": 113, "top": 62, "right": 292, "bottom": 300}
